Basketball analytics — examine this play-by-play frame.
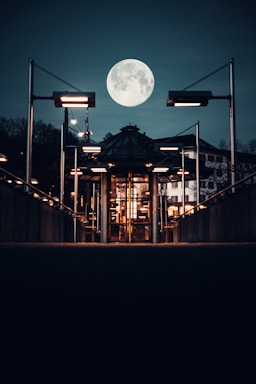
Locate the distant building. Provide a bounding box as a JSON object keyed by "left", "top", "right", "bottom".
{"left": 63, "top": 125, "right": 256, "bottom": 243}
{"left": 155, "top": 133, "right": 256, "bottom": 219}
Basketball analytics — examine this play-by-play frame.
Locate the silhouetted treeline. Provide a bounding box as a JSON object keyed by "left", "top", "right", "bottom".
{"left": 218, "top": 137, "right": 256, "bottom": 154}
{"left": 0, "top": 117, "right": 80, "bottom": 193}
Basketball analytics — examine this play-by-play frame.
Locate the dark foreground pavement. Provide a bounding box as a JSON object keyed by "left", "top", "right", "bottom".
{"left": 1, "top": 242, "right": 256, "bottom": 381}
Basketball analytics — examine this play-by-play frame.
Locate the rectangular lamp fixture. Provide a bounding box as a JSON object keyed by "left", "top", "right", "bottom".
{"left": 167, "top": 91, "right": 212, "bottom": 107}
{"left": 53, "top": 91, "right": 95, "bottom": 108}
{"left": 159, "top": 146, "right": 180, "bottom": 151}
{"left": 91, "top": 167, "right": 107, "bottom": 173}
{"left": 82, "top": 145, "right": 101, "bottom": 153}
{"left": 154, "top": 143, "right": 183, "bottom": 152}
{"left": 152, "top": 167, "right": 169, "bottom": 173}
{"left": 61, "top": 103, "right": 89, "bottom": 108}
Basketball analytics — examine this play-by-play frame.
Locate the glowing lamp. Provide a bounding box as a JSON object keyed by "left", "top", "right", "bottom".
{"left": 70, "top": 168, "right": 83, "bottom": 176}
{"left": 53, "top": 91, "right": 95, "bottom": 108}
{"left": 0, "top": 153, "right": 8, "bottom": 162}
{"left": 82, "top": 145, "right": 101, "bottom": 154}
{"left": 167, "top": 91, "right": 212, "bottom": 107}
{"left": 152, "top": 167, "right": 169, "bottom": 173}
{"left": 91, "top": 167, "right": 107, "bottom": 173}
{"left": 177, "top": 169, "right": 189, "bottom": 175}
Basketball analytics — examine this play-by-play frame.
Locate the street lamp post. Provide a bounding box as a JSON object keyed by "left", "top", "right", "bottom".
{"left": 26, "top": 59, "right": 53, "bottom": 191}
{"left": 167, "top": 58, "right": 236, "bottom": 190}
{"left": 69, "top": 147, "right": 84, "bottom": 242}
{"left": 156, "top": 120, "right": 200, "bottom": 215}
{"left": 175, "top": 121, "right": 200, "bottom": 209}
{"left": 176, "top": 149, "right": 190, "bottom": 217}
{"left": 59, "top": 107, "right": 69, "bottom": 208}
{"left": 71, "top": 146, "right": 79, "bottom": 242}
{"left": 181, "top": 148, "right": 185, "bottom": 216}
{"left": 52, "top": 92, "right": 96, "bottom": 209}
{"left": 195, "top": 121, "right": 200, "bottom": 208}
{"left": 26, "top": 57, "right": 96, "bottom": 194}
{"left": 26, "top": 58, "right": 34, "bottom": 191}
{"left": 60, "top": 120, "right": 65, "bottom": 208}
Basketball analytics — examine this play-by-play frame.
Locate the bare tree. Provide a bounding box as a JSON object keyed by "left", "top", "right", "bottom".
{"left": 247, "top": 138, "right": 256, "bottom": 154}
{"left": 218, "top": 138, "right": 229, "bottom": 150}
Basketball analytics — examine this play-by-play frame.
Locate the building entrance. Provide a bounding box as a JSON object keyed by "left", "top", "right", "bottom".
{"left": 109, "top": 172, "right": 151, "bottom": 242}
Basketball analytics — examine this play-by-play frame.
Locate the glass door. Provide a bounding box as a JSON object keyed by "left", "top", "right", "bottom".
{"left": 109, "top": 172, "right": 151, "bottom": 242}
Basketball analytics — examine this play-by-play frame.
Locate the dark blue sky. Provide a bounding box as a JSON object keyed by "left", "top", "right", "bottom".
{"left": 1, "top": 0, "right": 255, "bottom": 147}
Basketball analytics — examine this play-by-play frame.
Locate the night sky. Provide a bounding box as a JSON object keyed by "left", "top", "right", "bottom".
{"left": 1, "top": 0, "right": 255, "bottom": 148}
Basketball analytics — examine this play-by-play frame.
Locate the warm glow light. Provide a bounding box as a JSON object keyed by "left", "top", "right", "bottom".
{"left": 61, "top": 103, "right": 89, "bottom": 108}
{"left": 82, "top": 145, "right": 101, "bottom": 153}
{"left": 152, "top": 167, "right": 169, "bottom": 172}
{"left": 177, "top": 169, "right": 190, "bottom": 175}
{"left": 167, "top": 91, "right": 212, "bottom": 107}
{"left": 53, "top": 91, "right": 95, "bottom": 108}
{"left": 174, "top": 102, "right": 202, "bottom": 107}
{"left": 70, "top": 168, "right": 83, "bottom": 176}
{"left": 60, "top": 96, "right": 89, "bottom": 102}
{"left": 159, "top": 146, "right": 180, "bottom": 151}
{"left": 91, "top": 167, "right": 107, "bottom": 173}
{"left": 0, "top": 153, "right": 8, "bottom": 162}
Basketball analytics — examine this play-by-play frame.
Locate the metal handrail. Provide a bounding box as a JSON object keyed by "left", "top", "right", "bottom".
{"left": 172, "top": 171, "right": 256, "bottom": 222}
{"left": 0, "top": 165, "right": 75, "bottom": 217}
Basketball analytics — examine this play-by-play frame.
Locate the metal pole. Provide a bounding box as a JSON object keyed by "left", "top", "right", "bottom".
{"left": 96, "top": 190, "right": 100, "bottom": 233}
{"left": 26, "top": 58, "right": 34, "bottom": 192}
{"left": 100, "top": 173, "right": 108, "bottom": 243}
{"left": 74, "top": 147, "right": 78, "bottom": 242}
{"left": 60, "top": 122, "right": 65, "bottom": 208}
{"left": 163, "top": 184, "right": 168, "bottom": 242}
{"left": 128, "top": 171, "right": 132, "bottom": 243}
{"left": 152, "top": 173, "right": 158, "bottom": 243}
{"left": 60, "top": 108, "right": 68, "bottom": 207}
{"left": 229, "top": 58, "right": 236, "bottom": 191}
{"left": 196, "top": 121, "right": 200, "bottom": 209}
{"left": 92, "top": 182, "right": 95, "bottom": 242}
{"left": 182, "top": 148, "right": 185, "bottom": 217}
{"left": 159, "top": 193, "right": 163, "bottom": 234}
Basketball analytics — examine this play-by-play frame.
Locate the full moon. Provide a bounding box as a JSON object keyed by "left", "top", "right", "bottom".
{"left": 106, "top": 59, "right": 155, "bottom": 107}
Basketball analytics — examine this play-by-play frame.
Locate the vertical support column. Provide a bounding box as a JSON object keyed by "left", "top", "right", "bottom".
{"left": 26, "top": 58, "right": 34, "bottom": 192}
{"left": 229, "top": 57, "right": 236, "bottom": 191}
{"left": 60, "top": 122, "right": 65, "bottom": 208}
{"left": 128, "top": 171, "right": 132, "bottom": 243}
{"left": 73, "top": 147, "right": 78, "bottom": 243}
{"left": 196, "top": 120, "right": 200, "bottom": 209}
{"left": 100, "top": 173, "right": 108, "bottom": 243}
{"left": 96, "top": 190, "right": 100, "bottom": 233}
{"left": 152, "top": 172, "right": 159, "bottom": 243}
{"left": 182, "top": 148, "right": 185, "bottom": 217}
{"left": 91, "top": 183, "right": 95, "bottom": 242}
